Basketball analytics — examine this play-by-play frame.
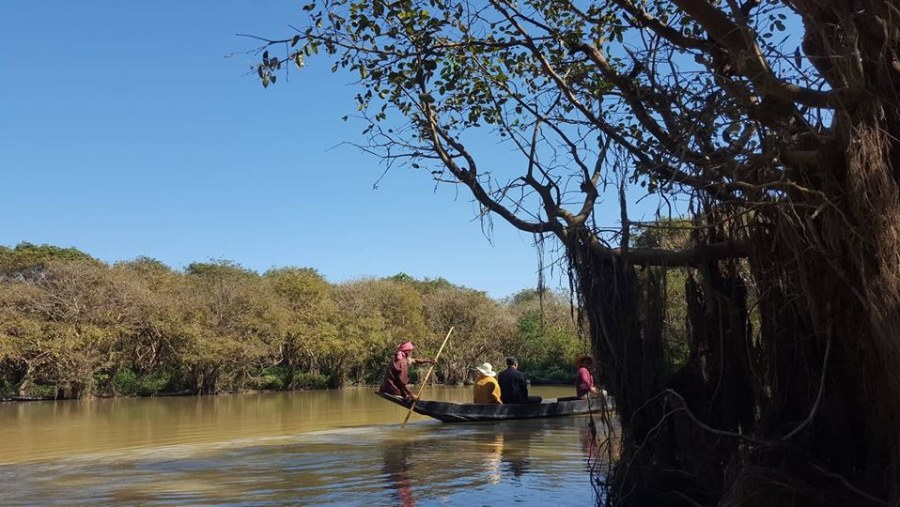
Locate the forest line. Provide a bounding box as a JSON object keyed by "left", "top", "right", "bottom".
{"left": 0, "top": 242, "right": 587, "bottom": 400}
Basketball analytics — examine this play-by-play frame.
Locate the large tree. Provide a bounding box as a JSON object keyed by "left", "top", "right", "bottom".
{"left": 254, "top": 0, "right": 900, "bottom": 504}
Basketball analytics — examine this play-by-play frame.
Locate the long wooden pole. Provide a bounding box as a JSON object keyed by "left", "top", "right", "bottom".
{"left": 401, "top": 326, "right": 454, "bottom": 428}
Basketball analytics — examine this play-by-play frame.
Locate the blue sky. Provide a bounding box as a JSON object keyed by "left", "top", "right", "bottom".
{"left": 0, "top": 1, "right": 551, "bottom": 298}
{"left": 0, "top": 1, "right": 661, "bottom": 298}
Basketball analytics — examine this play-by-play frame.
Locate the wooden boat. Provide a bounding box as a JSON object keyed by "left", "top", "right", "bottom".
{"left": 376, "top": 392, "right": 612, "bottom": 423}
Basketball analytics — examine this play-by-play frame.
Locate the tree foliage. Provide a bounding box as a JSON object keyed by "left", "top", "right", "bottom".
{"left": 0, "top": 243, "right": 584, "bottom": 400}
{"left": 253, "top": 0, "right": 900, "bottom": 503}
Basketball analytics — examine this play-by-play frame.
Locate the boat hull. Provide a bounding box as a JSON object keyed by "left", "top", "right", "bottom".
{"left": 376, "top": 392, "right": 611, "bottom": 422}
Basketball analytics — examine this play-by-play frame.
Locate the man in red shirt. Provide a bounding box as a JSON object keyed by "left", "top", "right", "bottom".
{"left": 378, "top": 341, "right": 434, "bottom": 401}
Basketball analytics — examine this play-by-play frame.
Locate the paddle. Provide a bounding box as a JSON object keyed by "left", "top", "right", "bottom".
{"left": 401, "top": 326, "right": 454, "bottom": 428}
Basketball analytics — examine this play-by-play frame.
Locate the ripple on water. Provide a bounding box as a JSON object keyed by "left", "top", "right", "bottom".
{"left": 1, "top": 416, "right": 606, "bottom": 506}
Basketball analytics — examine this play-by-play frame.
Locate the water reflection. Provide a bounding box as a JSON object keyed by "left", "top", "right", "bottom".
{"left": 482, "top": 432, "right": 504, "bottom": 484}
{"left": 369, "top": 418, "right": 608, "bottom": 506}
{"left": 0, "top": 387, "right": 612, "bottom": 506}
{"left": 382, "top": 439, "right": 417, "bottom": 506}
{"left": 502, "top": 425, "right": 531, "bottom": 478}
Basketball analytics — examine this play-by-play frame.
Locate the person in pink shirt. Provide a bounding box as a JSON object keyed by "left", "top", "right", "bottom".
{"left": 378, "top": 341, "right": 434, "bottom": 401}
{"left": 575, "top": 355, "right": 600, "bottom": 399}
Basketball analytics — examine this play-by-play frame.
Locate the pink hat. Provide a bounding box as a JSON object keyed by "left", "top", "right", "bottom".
{"left": 397, "top": 342, "right": 415, "bottom": 352}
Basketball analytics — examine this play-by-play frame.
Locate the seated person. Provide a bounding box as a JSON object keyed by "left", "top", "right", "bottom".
{"left": 575, "top": 355, "right": 600, "bottom": 399}
{"left": 497, "top": 356, "right": 542, "bottom": 404}
{"left": 473, "top": 362, "right": 502, "bottom": 404}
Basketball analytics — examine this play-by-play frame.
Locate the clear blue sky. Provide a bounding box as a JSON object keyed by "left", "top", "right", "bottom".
{"left": 0, "top": 1, "right": 546, "bottom": 298}
{"left": 0, "top": 1, "right": 659, "bottom": 298}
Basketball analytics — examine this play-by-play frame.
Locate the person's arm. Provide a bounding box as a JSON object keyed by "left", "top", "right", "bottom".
{"left": 398, "top": 382, "right": 416, "bottom": 400}
{"left": 401, "top": 386, "right": 418, "bottom": 401}
{"left": 411, "top": 357, "right": 435, "bottom": 366}
{"left": 491, "top": 380, "right": 503, "bottom": 404}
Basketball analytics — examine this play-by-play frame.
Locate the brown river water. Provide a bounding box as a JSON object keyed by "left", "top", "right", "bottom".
{"left": 0, "top": 385, "right": 609, "bottom": 506}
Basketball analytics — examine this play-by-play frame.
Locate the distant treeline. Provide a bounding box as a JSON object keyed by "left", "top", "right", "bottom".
{"left": 0, "top": 243, "right": 586, "bottom": 399}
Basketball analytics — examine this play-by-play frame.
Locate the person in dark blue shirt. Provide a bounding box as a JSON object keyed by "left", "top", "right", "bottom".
{"left": 497, "top": 356, "right": 542, "bottom": 404}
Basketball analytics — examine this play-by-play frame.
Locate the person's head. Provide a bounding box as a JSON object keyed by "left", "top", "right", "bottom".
{"left": 506, "top": 356, "right": 519, "bottom": 369}
{"left": 397, "top": 342, "right": 414, "bottom": 355}
{"left": 475, "top": 362, "right": 497, "bottom": 379}
{"left": 575, "top": 355, "right": 594, "bottom": 368}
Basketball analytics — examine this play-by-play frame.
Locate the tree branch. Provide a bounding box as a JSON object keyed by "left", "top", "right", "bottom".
{"left": 672, "top": 0, "right": 834, "bottom": 108}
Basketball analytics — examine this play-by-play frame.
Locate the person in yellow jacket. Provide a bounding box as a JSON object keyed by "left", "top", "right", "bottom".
{"left": 473, "top": 363, "right": 503, "bottom": 404}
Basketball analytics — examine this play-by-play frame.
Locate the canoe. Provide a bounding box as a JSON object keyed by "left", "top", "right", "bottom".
{"left": 376, "top": 392, "right": 612, "bottom": 423}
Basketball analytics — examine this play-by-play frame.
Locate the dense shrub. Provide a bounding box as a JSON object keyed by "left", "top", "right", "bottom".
{"left": 113, "top": 368, "right": 172, "bottom": 396}
{"left": 292, "top": 371, "right": 329, "bottom": 390}
{"left": 248, "top": 367, "right": 289, "bottom": 390}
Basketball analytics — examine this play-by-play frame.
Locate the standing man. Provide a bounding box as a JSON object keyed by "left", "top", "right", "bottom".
{"left": 378, "top": 341, "right": 435, "bottom": 401}
{"left": 497, "top": 356, "right": 542, "bottom": 404}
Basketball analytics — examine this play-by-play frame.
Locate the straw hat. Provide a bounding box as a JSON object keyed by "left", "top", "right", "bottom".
{"left": 475, "top": 362, "right": 497, "bottom": 377}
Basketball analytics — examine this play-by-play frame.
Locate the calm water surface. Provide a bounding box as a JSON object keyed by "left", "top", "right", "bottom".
{"left": 0, "top": 386, "right": 608, "bottom": 506}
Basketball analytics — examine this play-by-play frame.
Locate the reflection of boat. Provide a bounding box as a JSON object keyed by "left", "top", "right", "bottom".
{"left": 376, "top": 392, "right": 612, "bottom": 423}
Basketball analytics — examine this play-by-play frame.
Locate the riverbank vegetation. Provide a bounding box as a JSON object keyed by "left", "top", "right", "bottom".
{"left": 251, "top": 0, "right": 900, "bottom": 503}
{"left": 0, "top": 242, "right": 586, "bottom": 400}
